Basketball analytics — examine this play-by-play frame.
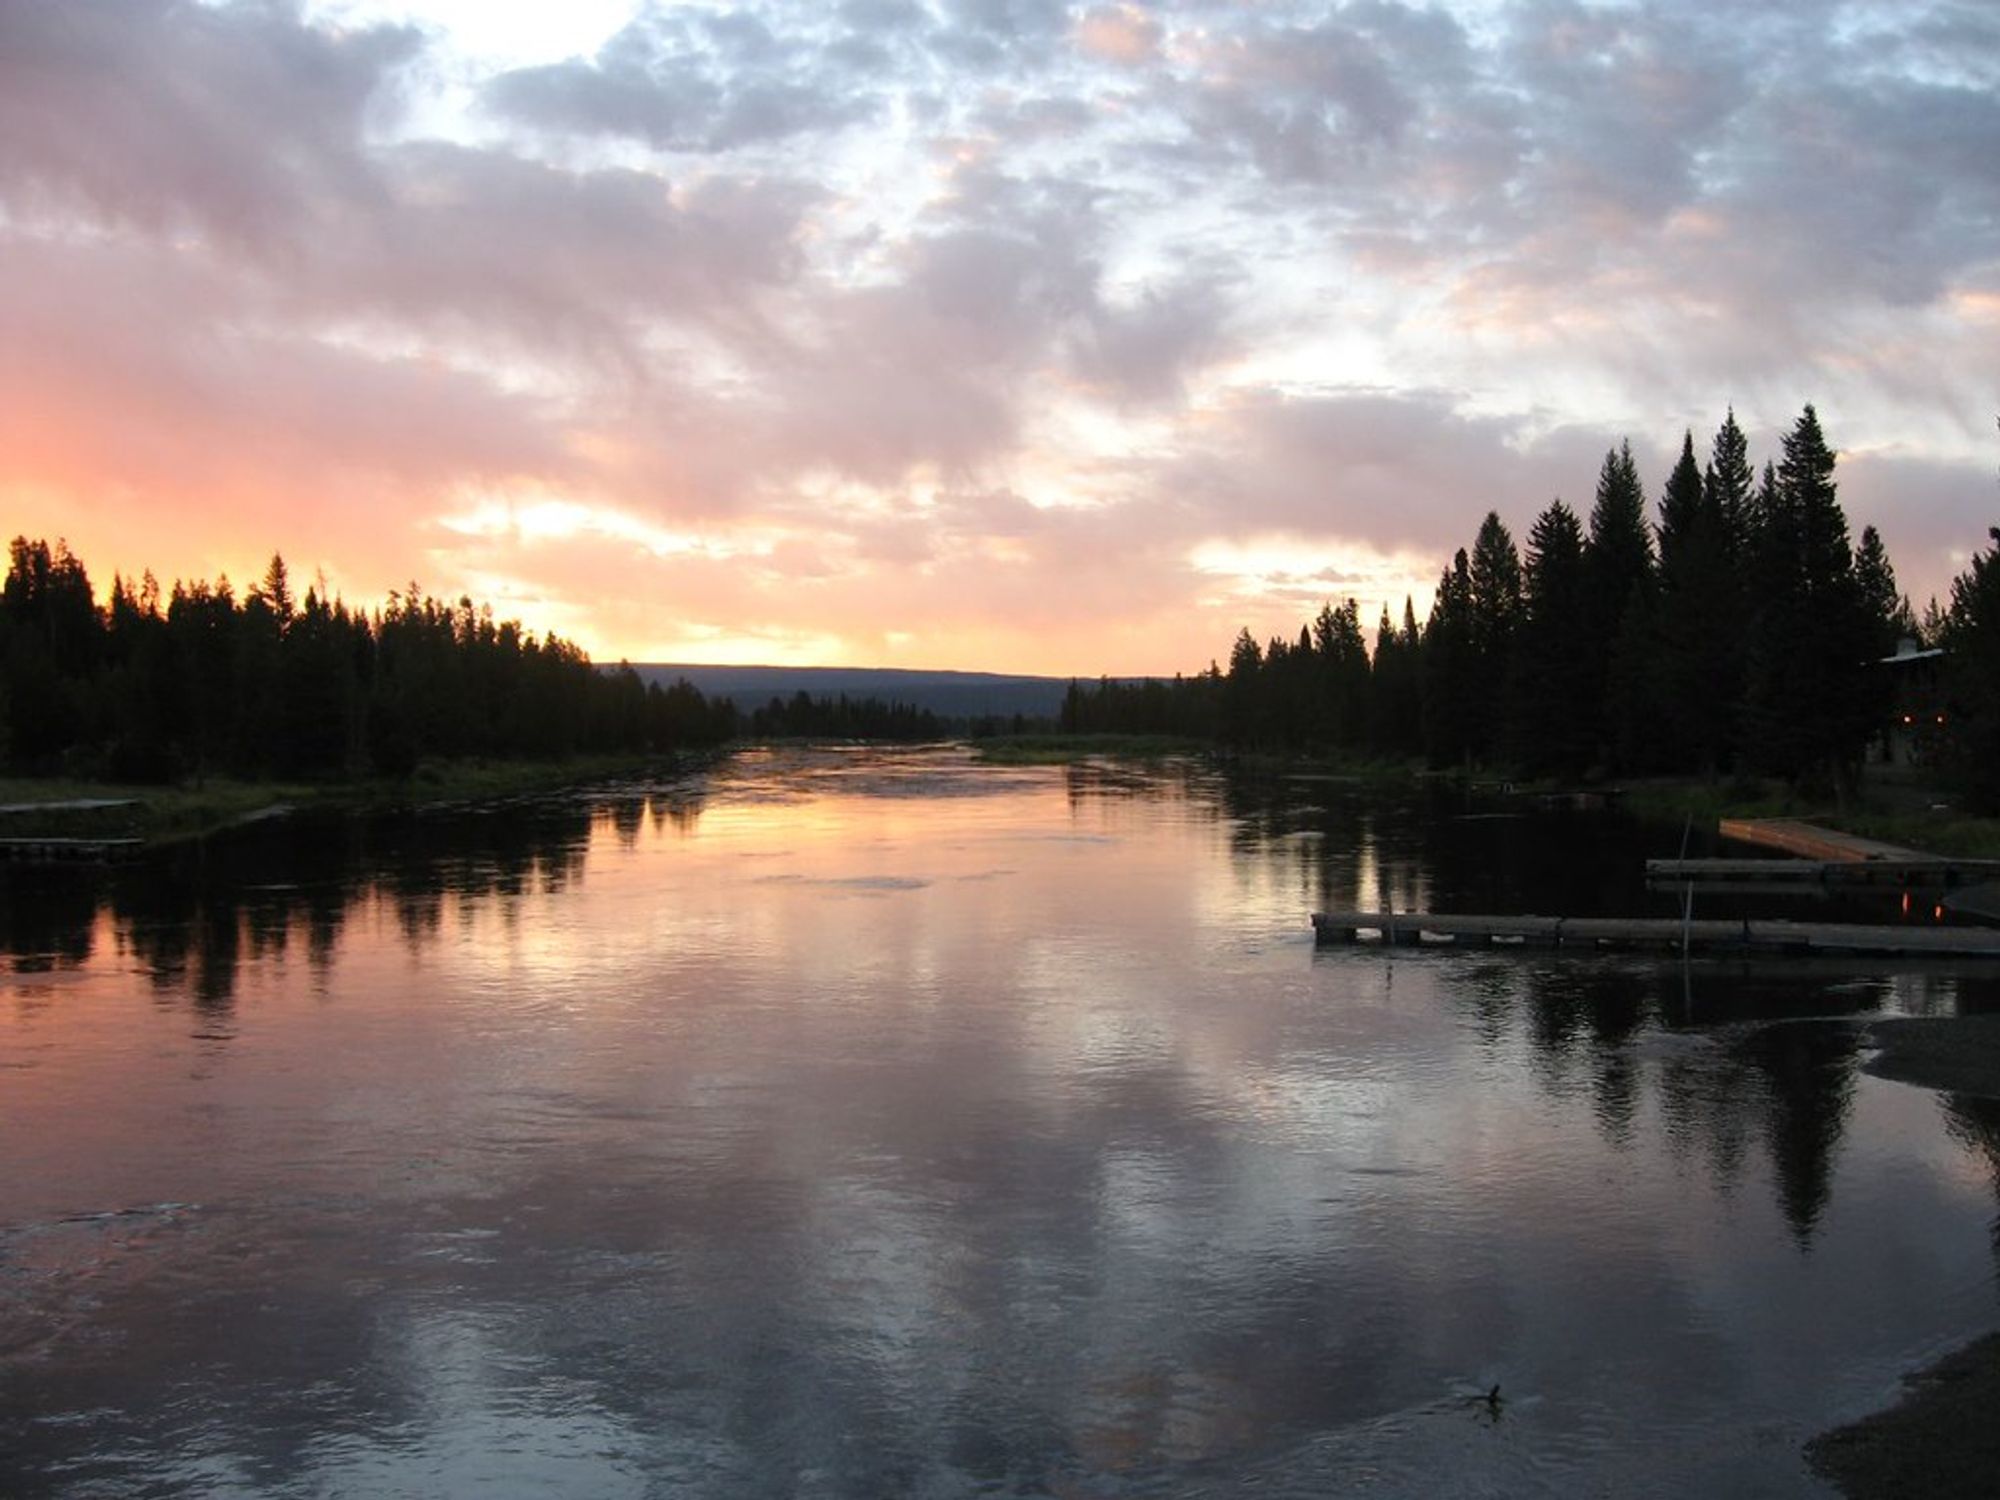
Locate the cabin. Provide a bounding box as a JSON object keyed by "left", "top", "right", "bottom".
{"left": 1872, "top": 638, "right": 1947, "bottom": 766}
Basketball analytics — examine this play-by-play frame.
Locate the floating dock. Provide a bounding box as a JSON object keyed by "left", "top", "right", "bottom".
{"left": 0, "top": 836, "right": 145, "bottom": 864}
{"left": 1644, "top": 818, "right": 2000, "bottom": 892}
{"left": 1645, "top": 856, "right": 2000, "bottom": 890}
{"left": 1311, "top": 911, "right": 2000, "bottom": 958}
{"left": 1717, "top": 817, "right": 1929, "bottom": 862}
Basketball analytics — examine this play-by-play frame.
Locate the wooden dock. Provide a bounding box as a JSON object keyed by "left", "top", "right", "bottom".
{"left": 1718, "top": 817, "right": 1928, "bottom": 862}
{"left": 1311, "top": 910, "right": 2000, "bottom": 958}
{"left": 0, "top": 836, "right": 145, "bottom": 864}
{"left": 1645, "top": 856, "right": 2000, "bottom": 890}
{"left": 1646, "top": 818, "right": 2000, "bottom": 891}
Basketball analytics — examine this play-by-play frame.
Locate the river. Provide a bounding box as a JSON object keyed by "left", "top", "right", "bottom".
{"left": 4, "top": 746, "right": 1997, "bottom": 1496}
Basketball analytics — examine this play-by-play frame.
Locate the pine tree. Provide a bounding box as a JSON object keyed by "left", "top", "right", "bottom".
{"left": 1507, "top": 500, "right": 1591, "bottom": 774}
{"left": 1423, "top": 550, "right": 1477, "bottom": 767}
{"left": 1312, "top": 598, "right": 1370, "bottom": 748}
{"left": 1582, "top": 441, "right": 1656, "bottom": 766}
{"left": 1370, "top": 598, "right": 1424, "bottom": 758}
{"left": 1939, "top": 527, "right": 2000, "bottom": 812}
{"left": 254, "top": 553, "right": 296, "bottom": 625}
{"left": 1700, "top": 411, "right": 1758, "bottom": 766}
{"left": 2, "top": 537, "right": 100, "bottom": 767}
{"left": 1853, "top": 525, "right": 1913, "bottom": 656}
{"left": 1704, "top": 407, "right": 1755, "bottom": 555}
{"left": 1658, "top": 431, "right": 1704, "bottom": 564}
{"left": 1467, "top": 512, "right": 1523, "bottom": 760}
{"left": 1655, "top": 426, "right": 1742, "bottom": 772}
{"left": 1743, "top": 406, "right": 1874, "bottom": 789}
{"left": 1223, "top": 627, "right": 1263, "bottom": 746}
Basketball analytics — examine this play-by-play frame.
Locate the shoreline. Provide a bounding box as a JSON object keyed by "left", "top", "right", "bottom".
{"left": 1804, "top": 1013, "right": 2000, "bottom": 1496}
{"left": 1807, "top": 1332, "right": 2000, "bottom": 1498}
{"left": 1857, "top": 1013, "right": 2000, "bottom": 1099}
{"left": 0, "top": 751, "right": 719, "bottom": 852}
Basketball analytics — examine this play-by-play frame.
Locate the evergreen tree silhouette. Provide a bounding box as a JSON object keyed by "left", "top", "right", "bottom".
{"left": 1467, "top": 512, "right": 1524, "bottom": 761}
{"left": 1940, "top": 527, "right": 2000, "bottom": 811}
{"left": 1743, "top": 406, "right": 1874, "bottom": 791}
{"left": 1507, "top": 501, "right": 1591, "bottom": 775}
{"left": 1582, "top": 441, "right": 1656, "bottom": 768}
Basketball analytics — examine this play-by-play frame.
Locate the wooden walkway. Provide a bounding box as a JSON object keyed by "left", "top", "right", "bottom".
{"left": 1642, "top": 818, "right": 2000, "bottom": 892}
{"left": 0, "top": 836, "right": 145, "bottom": 864}
{"left": 1646, "top": 856, "right": 2000, "bottom": 890}
{"left": 1311, "top": 910, "right": 2000, "bottom": 958}
{"left": 1718, "top": 817, "right": 1929, "bottom": 862}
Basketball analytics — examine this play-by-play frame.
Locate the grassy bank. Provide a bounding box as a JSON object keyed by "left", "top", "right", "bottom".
{"left": 0, "top": 752, "right": 711, "bottom": 848}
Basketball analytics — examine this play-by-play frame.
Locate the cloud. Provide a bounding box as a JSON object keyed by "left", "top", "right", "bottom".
{"left": 0, "top": 0, "right": 418, "bottom": 248}
{"left": 0, "top": 234, "right": 575, "bottom": 588}
{"left": 1068, "top": 276, "right": 1234, "bottom": 404}
{"left": 1837, "top": 447, "right": 2000, "bottom": 611}
{"left": 1075, "top": 5, "right": 1162, "bottom": 66}
{"left": 484, "top": 5, "right": 884, "bottom": 151}
{"left": 2, "top": 0, "right": 1995, "bottom": 672}
{"left": 1161, "top": 387, "right": 1626, "bottom": 556}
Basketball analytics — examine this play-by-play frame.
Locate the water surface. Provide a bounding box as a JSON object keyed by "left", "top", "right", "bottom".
{"left": 4, "top": 748, "right": 1998, "bottom": 1496}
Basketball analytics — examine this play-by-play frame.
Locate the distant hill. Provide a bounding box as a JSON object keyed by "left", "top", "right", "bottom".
{"left": 626, "top": 664, "right": 1073, "bottom": 722}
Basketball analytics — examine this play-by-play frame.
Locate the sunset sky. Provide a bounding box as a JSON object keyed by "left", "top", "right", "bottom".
{"left": 2, "top": 0, "right": 1995, "bottom": 674}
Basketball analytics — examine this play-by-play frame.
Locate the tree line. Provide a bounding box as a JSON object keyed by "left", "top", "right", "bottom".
{"left": 1067, "top": 406, "right": 2000, "bottom": 809}
{"left": 0, "top": 545, "right": 929, "bottom": 781}
{"left": 747, "top": 691, "right": 945, "bottom": 741}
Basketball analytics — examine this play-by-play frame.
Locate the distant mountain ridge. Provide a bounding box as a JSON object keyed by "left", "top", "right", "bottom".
{"left": 625, "top": 664, "right": 1074, "bottom": 721}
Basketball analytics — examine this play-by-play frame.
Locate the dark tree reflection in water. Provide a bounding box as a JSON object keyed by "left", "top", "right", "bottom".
{"left": 2, "top": 750, "right": 1997, "bottom": 1498}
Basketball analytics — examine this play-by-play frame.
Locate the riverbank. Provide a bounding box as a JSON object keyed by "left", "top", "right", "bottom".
{"left": 0, "top": 752, "right": 713, "bottom": 849}
{"left": 1859, "top": 1014, "right": 2000, "bottom": 1098}
{"left": 1800, "top": 1014, "right": 2000, "bottom": 1496}
{"left": 1807, "top": 1332, "right": 2000, "bottom": 1498}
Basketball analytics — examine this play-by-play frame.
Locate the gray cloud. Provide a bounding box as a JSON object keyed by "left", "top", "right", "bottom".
{"left": 1068, "top": 277, "right": 1234, "bottom": 405}
{"left": 483, "top": 4, "right": 885, "bottom": 151}
{"left": 1158, "top": 387, "right": 1629, "bottom": 556}
{"left": 0, "top": 0, "right": 418, "bottom": 247}
{"left": 2, "top": 0, "right": 1994, "bottom": 669}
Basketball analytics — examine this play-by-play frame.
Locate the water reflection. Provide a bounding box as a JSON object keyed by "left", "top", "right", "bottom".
{"left": 1209, "top": 766, "right": 2000, "bottom": 1245}
{"left": 1, "top": 781, "right": 705, "bottom": 1008}
{"left": 3, "top": 750, "right": 1998, "bottom": 1498}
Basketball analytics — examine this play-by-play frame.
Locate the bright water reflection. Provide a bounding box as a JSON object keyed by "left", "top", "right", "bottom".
{"left": 4, "top": 747, "right": 1998, "bottom": 1497}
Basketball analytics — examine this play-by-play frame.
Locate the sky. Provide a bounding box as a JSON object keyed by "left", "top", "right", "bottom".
{"left": 1, "top": 0, "right": 1996, "bottom": 675}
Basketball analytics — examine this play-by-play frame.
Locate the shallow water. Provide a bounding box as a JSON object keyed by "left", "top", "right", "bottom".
{"left": 4, "top": 747, "right": 1998, "bottom": 1497}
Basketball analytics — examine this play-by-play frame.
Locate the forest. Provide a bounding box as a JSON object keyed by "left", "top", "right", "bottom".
{"left": 1063, "top": 406, "right": 2000, "bottom": 810}
{"left": 0, "top": 541, "right": 964, "bottom": 782}
{"left": 7, "top": 405, "right": 1997, "bottom": 809}
{"left": 0, "top": 546, "right": 745, "bottom": 781}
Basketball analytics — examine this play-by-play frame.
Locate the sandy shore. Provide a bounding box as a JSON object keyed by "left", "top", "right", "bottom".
{"left": 1804, "top": 1012, "right": 2000, "bottom": 1495}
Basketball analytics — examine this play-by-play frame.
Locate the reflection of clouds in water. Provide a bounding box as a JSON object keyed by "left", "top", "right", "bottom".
{"left": 349, "top": 1305, "right": 655, "bottom": 1499}
{"left": 12, "top": 748, "right": 2000, "bottom": 1497}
